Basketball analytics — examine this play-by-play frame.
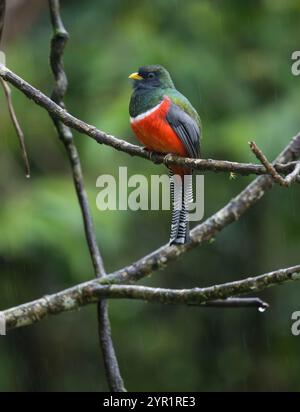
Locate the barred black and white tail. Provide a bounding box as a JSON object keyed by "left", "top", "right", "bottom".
{"left": 169, "top": 170, "right": 193, "bottom": 245}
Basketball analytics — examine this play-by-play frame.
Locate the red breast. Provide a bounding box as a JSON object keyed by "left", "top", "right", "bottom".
{"left": 130, "top": 97, "right": 189, "bottom": 175}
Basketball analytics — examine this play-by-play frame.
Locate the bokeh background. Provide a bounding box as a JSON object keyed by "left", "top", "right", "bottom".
{"left": 0, "top": 0, "right": 300, "bottom": 391}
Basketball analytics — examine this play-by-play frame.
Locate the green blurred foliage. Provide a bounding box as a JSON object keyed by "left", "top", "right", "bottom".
{"left": 0, "top": 0, "right": 300, "bottom": 391}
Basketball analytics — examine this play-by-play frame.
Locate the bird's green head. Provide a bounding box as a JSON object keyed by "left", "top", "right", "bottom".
{"left": 129, "top": 65, "right": 175, "bottom": 91}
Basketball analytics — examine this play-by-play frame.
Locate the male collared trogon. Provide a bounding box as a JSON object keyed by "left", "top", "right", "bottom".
{"left": 128, "top": 65, "right": 202, "bottom": 245}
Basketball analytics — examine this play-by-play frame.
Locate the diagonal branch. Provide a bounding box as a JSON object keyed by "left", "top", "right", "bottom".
{"left": 0, "top": 78, "right": 30, "bottom": 177}
{"left": 3, "top": 264, "right": 299, "bottom": 330}
{"left": 0, "top": 1, "right": 30, "bottom": 177}
{"left": 250, "top": 141, "right": 300, "bottom": 187}
{"left": 0, "top": 64, "right": 299, "bottom": 180}
{"left": 48, "top": 0, "right": 125, "bottom": 392}
{"left": 99, "top": 133, "right": 300, "bottom": 287}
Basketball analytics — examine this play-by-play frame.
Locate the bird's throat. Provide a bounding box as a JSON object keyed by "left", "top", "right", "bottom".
{"left": 129, "top": 88, "right": 164, "bottom": 118}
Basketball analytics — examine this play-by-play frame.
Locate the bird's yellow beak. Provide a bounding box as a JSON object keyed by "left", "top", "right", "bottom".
{"left": 128, "top": 72, "right": 143, "bottom": 81}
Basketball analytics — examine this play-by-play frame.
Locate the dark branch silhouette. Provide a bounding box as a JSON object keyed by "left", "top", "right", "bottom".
{"left": 48, "top": 0, "right": 125, "bottom": 392}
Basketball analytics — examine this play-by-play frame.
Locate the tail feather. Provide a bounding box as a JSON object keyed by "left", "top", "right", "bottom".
{"left": 169, "top": 171, "right": 181, "bottom": 242}
{"left": 169, "top": 171, "right": 193, "bottom": 245}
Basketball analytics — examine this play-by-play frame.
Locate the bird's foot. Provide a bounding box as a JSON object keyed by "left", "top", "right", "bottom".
{"left": 142, "top": 147, "right": 154, "bottom": 159}
{"left": 142, "top": 147, "right": 162, "bottom": 164}
{"left": 164, "top": 153, "right": 175, "bottom": 165}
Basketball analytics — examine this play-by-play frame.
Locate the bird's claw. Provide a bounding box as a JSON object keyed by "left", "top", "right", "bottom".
{"left": 164, "top": 153, "right": 174, "bottom": 164}
{"left": 142, "top": 147, "right": 162, "bottom": 164}
{"left": 142, "top": 147, "right": 153, "bottom": 159}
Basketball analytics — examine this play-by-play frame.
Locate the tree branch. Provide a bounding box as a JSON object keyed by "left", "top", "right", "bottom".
{"left": 0, "top": 64, "right": 299, "bottom": 181}
{"left": 284, "top": 161, "right": 300, "bottom": 185}
{"left": 91, "top": 132, "right": 299, "bottom": 287}
{"left": 202, "top": 298, "right": 268, "bottom": 309}
{"left": 0, "top": 1, "right": 30, "bottom": 177}
{"left": 3, "top": 263, "right": 299, "bottom": 330}
{"left": 48, "top": 0, "right": 105, "bottom": 278}
{"left": 0, "top": 78, "right": 30, "bottom": 177}
{"left": 250, "top": 141, "right": 300, "bottom": 187}
{"left": 48, "top": 0, "right": 125, "bottom": 392}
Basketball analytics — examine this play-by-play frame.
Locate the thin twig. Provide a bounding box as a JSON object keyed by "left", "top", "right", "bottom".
{"left": 202, "top": 298, "right": 269, "bottom": 309}
{"left": 3, "top": 264, "right": 300, "bottom": 330}
{"left": 0, "top": 78, "right": 30, "bottom": 177}
{"left": 250, "top": 141, "right": 300, "bottom": 186}
{"left": 0, "top": 0, "right": 30, "bottom": 177}
{"left": 0, "top": 0, "right": 5, "bottom": 42}
{"left": 284, "top": 161, "right": 300, "bottom": 186}
{"left": 48, "top": 0, "right": 125, "bottom": 392}
{"left": 0, "top": 64, "right": 299, "bottom": 181}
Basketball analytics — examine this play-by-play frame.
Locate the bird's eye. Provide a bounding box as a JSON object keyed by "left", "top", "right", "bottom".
{"left": 148, "top": 73, "right": 155, "bottom": 79}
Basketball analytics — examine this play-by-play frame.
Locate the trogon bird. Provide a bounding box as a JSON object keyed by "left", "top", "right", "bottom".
{"left": 129, "top": 65, "right": 201, "bottom": 245}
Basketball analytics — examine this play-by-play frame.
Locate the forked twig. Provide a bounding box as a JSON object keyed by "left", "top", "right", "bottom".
{"left": 249, "top": 141, "right": 300, "bottom": 187}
